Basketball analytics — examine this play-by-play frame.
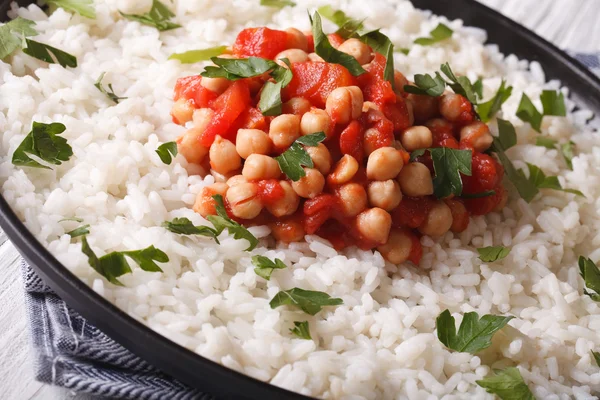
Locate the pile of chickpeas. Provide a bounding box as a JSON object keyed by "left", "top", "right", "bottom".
{"left": 171, "top": 28, "right": 501, "bottom": 265}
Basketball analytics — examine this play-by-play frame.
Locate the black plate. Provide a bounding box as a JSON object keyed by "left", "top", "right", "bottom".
{"left": 1, "top": 1, "right": 599, "bottom": 399}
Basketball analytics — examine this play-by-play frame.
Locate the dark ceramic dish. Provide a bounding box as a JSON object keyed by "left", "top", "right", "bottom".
{"left": 1, "top": 1, "right": 599, "bottom": 399}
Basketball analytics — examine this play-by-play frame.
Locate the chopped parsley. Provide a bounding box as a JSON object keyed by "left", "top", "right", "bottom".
{"left": 275, "top": 132, "right": 326, "bottom": 181}
{"left": 270, "top": 287, "right": 343, "bottom": 315}
{"left": 258, "top": 58, "right": 293, "bottom": 116}
{"left": 47, "top": 0, "right": 96, "bottom": 19}
{"left": 0, "top": 17, "right": 38, "bottom": 60}
{"left": 201, "top": 56, "right": 277, "bottom": 80}
{"left": 260, "top": 0, "right": 296, "bottom": 9}
{"left": 168, "top": 46, "right": 227, "bottom": 63}
{"left": 120, "top": 0, "right": 181, "bottom": 31}
{"left": 12, "top": 122, "right": 73, "bottom": 170}
{"left": 523, "top": 163, "right": 583, "bottom": 197}
{"left": 476, "top": 368, "right": 534, "bottom": 400}
{"left": 162, "top": 217, "right": 219, "bottom": 242}
{"left": 414, "top": 23, "right": 453, "bottom": 46}
{"left": 477, "top": 246, "right": 511, "bottom": 262}
{"left": 429, "top": 147, "right": 472, "bottom": 198}
{"left": 579, "top": 256, "right": 600, "bottom": 302}
{"left": 359, "top": 30, "right": 395, "bottom": 87}
{"left": 155, "top": 142, "right": 178, "bottom": 164}
{"left": 207, "top": 195, "right": 259, "bottom": 251}
{"left": 540, "top": 90, "right": 567, "bottom": 116}
{"left": 251, "top": 255, "right": 288, "bottom": 280}
{"left": 67, "top": 224, "right": 90, "bottom": 238}
{"left": 477, "top": 80, "right": 513, "bottom": 122}
{"left": 404, "top": 72, "right": 446, "bottom": 97}
{"left": 23, "top": 39, "right": 77, "bottom": 68}
{"left": 290, "top": 321, "right": 312, "bottom": 340}
{"left": 317, "top": 5, "right": 363, "bottom": 39}
{"left": 95, "top": 72, "right": 127, "bottom": 104}
{"left": 516, "top": 93, "right": 543, "bottom": 132}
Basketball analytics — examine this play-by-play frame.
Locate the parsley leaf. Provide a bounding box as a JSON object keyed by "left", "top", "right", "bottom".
{"left": 120, "top": 0, "right": 181, "bottom": 31}
{"left": 290, "top": 321, "right": 312, "bottom": 340}
{"left": 270, "top": 287, "right": 343, "bottom": 315}
{"left": 60, "top": 217, "right": 83, "bottom": 223}
{"left": 12, "top": 122, "right": 73, "bottom": 170}
{"left": 81, "top": 236, "right": 168, "bottom": 286}
{"left": 561, "top": 141, "right": 575, "bottom": 170}
{"left": 478, "top": 246, "right": 510, "bottom": 262}
{"left": 310, "top": 12, "right": 365, "bottom": 77}
{"left": 516, "top": 93, "right": 543, "bottom": 132}
{"left": 201, "top": 56, "right": 277, "bottom": 80}
{"left": 579, "top": 256, "right": 600, "bottom": 302}
{"left": 429, "top": 147, "right": 472, "bottom": 198}
{"left": 168, "top": 46, "right": 227, "bottom": 63}
{"left": 360, "top": 30, "right": 394, "bottom": 87}
{"left": 440, "top": 63, "right": 477, "bottom": 104}
{"left": 67, "top": 224, "right": 90, "bottom": 238}
{"left": 156, "top": 142, "right": 178, "bottom": 164}
{"left": 476, "top": 368, "right": 534, "bottom": 400}
{"left": 535, "top": 136, "right": 557, "bottom": 149}
{"left": 396, "top": 47, "right": 410, "bottom": 55}
{"left": 404, "top": 72, "right": 446, "bottom": 97}
{"left": 206, "top": 194, "right": 258, "bottom": 251}
{"left": 94, "top": 72, "right": 126, "bottom": 104}
{"left": 490, "top": 119, "right": 539, "bottom": 203}
{"left": 47, "top": 0, "right": 96, "bottom": 19}
{"left": 524, "top": 163, "right": 584, "bottom": 197}
{"left": 473, "top": 78, "right": 483, "bottom": 100}
{"left": 414, "top": 23, "right": 453, "bottom": 46}
{"left": 0, "top": 17, "right": 38, "bottom": 59}
{"left": 461, "top": 190, "right": 496, "bottom": 199}
{"left": 592, "top": 351, "right": 600, "bottom": 367}
{"left": 260, "top": 0, "right": 295, "bottom": 8}
{"left": 275, "top": 132, "right": 326, "bottom": 181}
{"left": 162, "top": 217, "right": 220, "bottom": 242}
{"left": 317, "top": 6, "right": 363, "bottom": 39}
{"left": 23, "top": 39, "right": 77, "bottom": 68}
{"left": 477, "top": 80, "right": 513, "bottom": 122}
{"left": 436, "top": 309, "right": 514, "bottom": 354}
{"left": 251, "top": 255, "right": 287, "bottom": 280}
{"left": 258, "top": 59, "right": 293, "bottom": 116}
{"left": 540, "top": 90, "right": 566, "bottom": 117}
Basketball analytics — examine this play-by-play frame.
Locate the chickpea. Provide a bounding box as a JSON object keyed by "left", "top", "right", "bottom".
{"left": 171, "top": 98, "right": 194, "bottom": 125}
{"left": 192, "top": 108, "right": 214, "bottom": 129}
{"left": 394, "top": 71, "right": 409, "bottom": 94}
{"left": 226, "top": 182, "right": 263, "bottom": 219}
{"left": 363, "top": 128, "right": 381, "bottom": 156}
{"left": 269, "top": 114, "right": 301, "bottom": 149}
{"left": 401, "top": 126, "right": 433, "bottom": 151}
{"left": 270, "top": 219, "right": 305, "bottom": 243}
{"left": 300, "top": 109, "right": 332, "bottom": 139}
{"left": 327, "top": 154, "right": 359, "bottom": 185}
{"left": 209, "top": 135, "right": 242, "bottom": 175}
{"left": 377, "top": 229, "right": 413, "bottom": 264}
{"left": 355, "top": 208, "right": 392, "bottom": 245}
{"left": 285, "top": 28, "right": 308, "bottom": 51}
{"left": 362, "top": 101, "right": 380, "bottom": 113}
{"left": 336, "top": 183, "right": 368, "bottom": 217}
{"left": 366, "top": 147, "right": 404, "bottom": 181}
{"left": 210, "top": 168, "right": 240, "bottom": 183}
{"left": 445, "top": 199, "right": 470, "bottom": 233}
{"left": 226, "top": 174, "right": 248, "bottom": 187}
{"left": 275, "top": 49, "right": 309, "bottom": 64}
{"left": 200, "top": 77, "right": 230, "bottom": 95}
{"left": 177, "top": 127, "right": 209, "bottom": 164}
{"left": 242, "top": 154, "right": 281, "bottom": 181}
{"left": 193, "top": 183, "right": 229, "bottom": 217}
{"left": 282, "top": 97, "right": 312, "bottom": 116}
{"left": 326, "top": 86, "right": 363, "bottom": 124}
{"left": 236, "top": 129, "right": 272, "bottom": 159}
{"left": 406, "top": 93, "right": 439, "bottom": 123}
{"left": 305, "top": 143, "right": 332, "bottom": 175}
{"left": 405, "top": 97, "right": 415, "bottom": 126}
{"left": 266, "top": 181, "right": 300, "bottom": 217}
{"left": 338, "top": 38, "right": 372, "bottom": 65}
{"left": 418, "top": 201, "right": 453, "bottom": 237}
{"left": 291, "top": 168, "right": 325, "bottom": 198}
{"left": 460, "top": 122, "right": 493, "bottom": 152}
{"left": 439, "top": 93, "right": 468, "bottom": 122}
{"left": 367, "top": 180, "right": 402, "bottom": 211}
{"left": 397, "top": 162, "right": 433, "bottom": 197}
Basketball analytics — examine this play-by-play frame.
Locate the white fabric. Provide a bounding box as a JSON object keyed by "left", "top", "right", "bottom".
{"left": 0, "top": 1, "right": 598, "bottom": 399}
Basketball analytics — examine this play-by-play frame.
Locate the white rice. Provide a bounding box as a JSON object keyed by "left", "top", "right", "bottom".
{"left": 1, "top": 0, "right": 600, "bottom": 398}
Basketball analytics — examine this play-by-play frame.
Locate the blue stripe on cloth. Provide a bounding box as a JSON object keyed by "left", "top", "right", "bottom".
{"left": 21, "top": 52, "right": 600, "bottom": 400}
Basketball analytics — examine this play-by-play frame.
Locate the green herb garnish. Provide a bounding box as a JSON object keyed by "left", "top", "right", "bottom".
{"left": 275, "top": 132, "right": 326, "bottom": 181}
{"left": 290, "top": 321, "right": 312, "bottom": 339}
{"left": 0, "top": 17, "right": 38, "bottom": 59}
{"left": 260, "top": 0, "right": 295, "bottom": 8}
{"left": 477, "top": 80, "right": 513, "bottom": 122}
{"left": 534, "top": 137, "right": 557, "bottom": 149}
{"left": 201, "top": 56, "right": 277, "bottom": 80}
{"left": 47, "top": 0, "right": 96, "bottom": 18}
{"left": 258, "top": 58, "right": 293, "bottom": 116}
{"left": 206, "top": 194, "right": 259, "bottom": 251}
{"left": 414, "top": 23, "right": 453, "bottom": 46}
{"left": 560, "top": 141, "right": 575, "bottom": 170}
{"left": 120, "top": 0, "right": 181, "bottom": 31}
{"left": 472, "top": 78, "right": 483, "bottom": 100}
{"left": 523, "top": 163, "right": 583, "bottom": 197}
{"left": 476, "top": 368, "right": 534, "bottom": 400}
{"left": 360, "top": 30, "right": 394, "bottom": 87}
{"left": 168, "top": 46, "right": 227, "bottom": 63}
{"left": 440, "top": 62, "right": 477, "bottom": 104}
{"left": 251, "top": 255, "right": 287, "bottom": 280}
{"left": 477, "top": 246, "right": 510, "bottom": 262}
{"left": 579, "top": 256, "right": 600, "bottom": 301}
{"left": 162, "top": 217, "right": 219, "bottom": 242}
{"left": 592, "top": 351, "right": 600, "bottom": 366}
{"left": 436, "top": 309, "right": 514, "bottom": 354}
{"left": 95, "top": 72, "right": 126, "bottom": 104}
{"left": 516, "top": 93, "right": 543, "bottom": 132}
{"left": 404, "top": 72, "right": 446, "bottom": 97}
{"left": 270, "top": 287, "right": 343, "bottom": 315}
{"left": 156, "top": 142, "right": 178, "bottom": 164}
{"left": 67, "top": 224, "right": 90, "bottom": 238}
{"left": 23, "top": 39, "right": 77, "bottom": 68}
{"left": 317, "top": 6, "right": 363, "bottom": 39}
{"left": 540, "top": 90, "right": 566, "bottom": 116}
{"left": 12, "top": 122, "right": 73, "bottom": 169}
{"left": 430, "top": 147, "right": 472, "bottom": 198}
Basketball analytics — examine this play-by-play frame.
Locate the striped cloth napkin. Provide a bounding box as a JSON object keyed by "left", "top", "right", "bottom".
{"left": 22, "top": 52, "right": 599, "bottom": 400}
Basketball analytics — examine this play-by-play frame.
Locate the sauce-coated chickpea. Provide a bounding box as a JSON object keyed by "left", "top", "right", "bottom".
{"left": 193, "top": 183, "right": 229, "bottom": 217}
{"left": 270, "top": 218, "right": 305, "bottom": 243}
{"left": 397, "top": 162, "right": 433, "bottom": 197}
{"left": 226, "top": 182, "right": 263, "bottom": 219}
{"left": 366, "top": 147, "right": 404, "bottom": 181}
{"left": 445, "top": 199, "right": 470, "bottom": 233}
{"left": 355, "top": 208, "right": 392, "bottom": 245}
{"left": 460, "top": 122, "right": 493, "bottom": 152}
{"left": 401, "top": 126, "right": 433, "bottom": 151}
{"left": 300, "top": 109, "right": 332, "bottom": 139}
{"left": 200, "top": 77, "right": 230, "bottom": 94}
{"left": 171, "top": 98, "right": 194, "bottom": 125}
{"left": 282, "top": 97, "right": 312, "bottom": 116}
{"left": 242, "top": 154, "right": 281, "bottom": 181}
{"left": 439, "top": 93, "right": 467, "bottom": 122}
{"left": 326, "top": 86, "right": 363, "bottom": 124}
{"left": 209, "top": 135, "right": 242, "bottom": 175}
{"left": 269, "top": 114, "right": 301, "bottom": 149}
{"left": 177, "top": 127, "right": 209, "bottom": 164}
{"left": 377, "top": 229, "right": 413, "bottom": 264}
{"left": 406, "top": 93, "right": 439, "bottom": 123}
{"left": 338, "top": 39, "right": 372, "bottom": 65}
{"left": 236, "top": 129, "right": 272, "bottom": 159}
{"left": 291, "top": 168, "right": 325, "bottom": 198}
{"left": 285, "top": 28, "right": 308, "bottom": 51}
{"left": 405, "top": 97, "right": 415, "bottom": 126}
{"left": 327, "top": 154, "right": 359, "bottom": 185}
{"left": 305, "top": 143, "right": 332, "bottom": 175}
{"left": 192, "top": 108, "right": 214, "bottom": 129}
{"left": 367, "top": 180, "right": 402, "bottom": 211}
{"left": 394, "top": 71, "right": 409, "bottom": 94}
{"left": 226, "top": 174, "right": 248, "bottom": 187}
{"left": 275, "top": 49, "right": 309, "bottom": 64}
{"left": 336, "top": 183, "right": 368, "bottom": 217}
{"left": 418, "top": 201, "right": 453, "bottom": 237}
{"left": 266, "top": 181, "right": 300, "bottom": 217}
{"left": 363, "top": 128, "right": 381, "bottom": 156}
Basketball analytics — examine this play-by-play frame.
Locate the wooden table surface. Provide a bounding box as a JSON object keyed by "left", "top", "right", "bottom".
{"left": 1, "top": 1, "right": 599, "bottom": 399}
